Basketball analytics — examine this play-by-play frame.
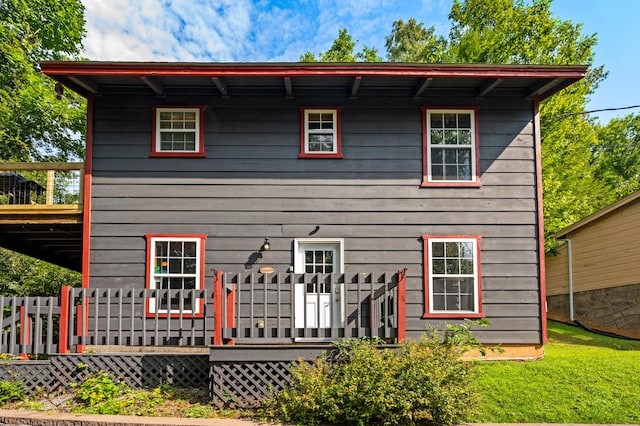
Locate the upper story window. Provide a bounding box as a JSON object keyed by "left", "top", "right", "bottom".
{"left": 422, "top": 235, "right": 484, "bottom": 318}
{"left": 422, "top": 108, "right": 479, "bottom": 187}
{"left": 145, "top": 234, "right": 206, "bottom": 317}
{"left": 299, "top": 107, "right": 343, "bottom": 158}
{"left": 151, "top": 106, "right": 206, "bottom": 157}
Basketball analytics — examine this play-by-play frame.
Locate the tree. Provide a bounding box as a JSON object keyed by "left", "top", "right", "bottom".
{"left": 300, "top": 28, "right": 382, "bottom": 62}
{"left": 0, "top": 1, "right": 86, "bottom": 296}
{"left": 592, "top": 113, "right": 640, "bottom": 199}
{"left": 0, "top": 248, "right": 81, "bottom": 296}
{"left": 385, "top": 18, "right": 448, "bottom": 62}
{"left": 0, "top": 0, "right": 86, "bottom": 161}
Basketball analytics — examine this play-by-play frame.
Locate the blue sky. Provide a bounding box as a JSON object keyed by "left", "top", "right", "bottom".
{"left": 81, "top": 0, "right": 640, "bottom": 124}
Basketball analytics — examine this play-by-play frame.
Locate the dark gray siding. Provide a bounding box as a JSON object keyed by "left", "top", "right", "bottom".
{"left": 89, "top": 90, "right": 541, "bottom": 344}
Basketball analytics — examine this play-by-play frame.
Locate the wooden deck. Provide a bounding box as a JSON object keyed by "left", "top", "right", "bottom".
{"left": 0, "top": 162, "right": 84, "bottom": 271}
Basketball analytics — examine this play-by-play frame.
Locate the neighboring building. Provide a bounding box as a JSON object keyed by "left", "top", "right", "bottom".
{"left": 546, "top": 190, "right": 640, "bottom": 338}
{"left": 33, "top": 61, "right": 586, "bottom": 357}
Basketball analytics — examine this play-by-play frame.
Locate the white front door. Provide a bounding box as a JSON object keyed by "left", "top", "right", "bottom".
{"left": 294, "top": 239, "right": 344, "bottom": 329}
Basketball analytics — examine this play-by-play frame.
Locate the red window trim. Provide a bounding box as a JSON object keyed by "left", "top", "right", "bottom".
{"left": 151, "top": 105, "right": 207, "bottom": 158}
{"left": 422, "top": 234, "right": 485, "bottom": 319}
{"left": 421, "top": 106, "right": 481, "bottom": 188}
{"left": 144, "top": 233, "right": 207, "bottom": 318}
{"left": 298, "top": 106, "right": 344, "bottom": 159}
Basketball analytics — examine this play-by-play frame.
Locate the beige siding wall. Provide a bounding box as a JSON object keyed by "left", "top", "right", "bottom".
{"left": 546, "top": 243, "right": 569, "bottom": 296}
{"left": 546, "top": 198, "right": 640, "bottom": 296}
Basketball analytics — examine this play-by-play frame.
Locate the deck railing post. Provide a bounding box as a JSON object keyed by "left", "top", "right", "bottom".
{"left": 76, "top": 303, "right": 85, "bottom": 353}
{"left": 19, "top": 303, "right": 30, "bottom": 359}
{"left": 59, "top": 286, "right": 71, "bottom": 354}
{"left": 225, "top": 280, "right": 235, "bottom": 345}
{"left": 397, "top": 269, "right": 407, "bottom": 342}
{"left": 213, "top": 270, "right": 224, "bottom": 345}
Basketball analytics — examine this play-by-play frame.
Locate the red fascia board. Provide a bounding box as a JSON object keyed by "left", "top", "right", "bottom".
{"left": 40, "top": 61, "right": 587, "bottom": 80}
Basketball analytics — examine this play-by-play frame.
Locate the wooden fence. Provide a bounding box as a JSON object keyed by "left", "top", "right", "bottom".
{"left": 1, "top": 271, "right": 406, "bottom": 356}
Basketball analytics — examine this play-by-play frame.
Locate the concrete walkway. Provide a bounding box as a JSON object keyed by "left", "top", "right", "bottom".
{"left": 1, "top": 411, "right": 637, "bottom": 426}
{"left": 0, "top": 409, "right": 267, "bottom": 425}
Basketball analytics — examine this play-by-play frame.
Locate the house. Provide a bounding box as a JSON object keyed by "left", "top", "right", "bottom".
{"left": 0, "top": 61, "right": 586, "bottom": 405}
{"left": 546, "top": 190, "right": 640, "bottom": 338}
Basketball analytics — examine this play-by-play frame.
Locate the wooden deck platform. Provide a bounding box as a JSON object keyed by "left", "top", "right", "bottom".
{"left": 0, "top": 162, "right": 84, "bottom": 271}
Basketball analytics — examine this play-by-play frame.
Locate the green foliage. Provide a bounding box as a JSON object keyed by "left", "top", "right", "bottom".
{"left": 71, "top": 381, "right": 219, "bottom": 417}
{"left": 592, "top": 113, "right": 640, "bottom": 199}
{"left": 0, "top": 248, "right": 81, "bottom": 296}
{"left": 265, "top": 321, "right": 488, "bottom": 425}
{"left": 0, "top": 379, "right": 27, "bottom": 406}
{"left": 385, "top": 18, "right": 448, "bottom": 62}
{"left": 300, "top": 28, "right": 382, "bottom": 62}
{"left": 472, "top": 321, "right": 640, "bottom": 424}
{"left": 447, "top": 0, "right": 598, "bottom": 65}
{"left": 74, "top": 371, "right": 124, "bottom": 409}
{"left": 0, "top": 0, "right": 86, "bottom": 161}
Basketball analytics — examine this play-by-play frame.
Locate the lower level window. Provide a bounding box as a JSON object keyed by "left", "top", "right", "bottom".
{"left": 422, "top": 235, "right": 483, "bottom": 318}
{"left": 145, "top": 234, "right": 206, "bottom": 317}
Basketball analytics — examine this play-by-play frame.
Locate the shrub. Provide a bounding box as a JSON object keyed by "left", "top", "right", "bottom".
{"left": 0, "top": 379, "right": 27, "bottom": 406}
{"left": 74, "top": 371, "right": 124, "bottom": 407}
{"left": 264, "top": 320, "right": 488, "bottom": 425}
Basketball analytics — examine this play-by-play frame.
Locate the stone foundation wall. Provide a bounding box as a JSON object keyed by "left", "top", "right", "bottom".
{"left": 547, "top": 282, "right": 640, "bottom": 339}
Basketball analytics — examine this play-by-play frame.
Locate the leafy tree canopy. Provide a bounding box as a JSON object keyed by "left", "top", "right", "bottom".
{"left": 300, "top": 28, "right": 382, "bottom": 62}
{"left": 385, "top": 18, "right": 448, "bottom": 62}
{"left": 592, "top": 113, "right": 640, "bottom": 199}
{"left": 0, "top": 0, "right": 86, "bottom": 161}
{"left": 0, "top": 248, "right": 81, "bottom": 296}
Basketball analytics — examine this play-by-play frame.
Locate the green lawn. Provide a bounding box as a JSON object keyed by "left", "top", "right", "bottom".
{"left": 471, "top": 321, "right": 640, "bottom": 424}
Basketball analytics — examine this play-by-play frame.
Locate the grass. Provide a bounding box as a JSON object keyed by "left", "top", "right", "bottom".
{"left": 471, "top": 320, "right": 640, "bottom": 424}
{"left": 4, "top": 320, "right": 639, "bottom": 424}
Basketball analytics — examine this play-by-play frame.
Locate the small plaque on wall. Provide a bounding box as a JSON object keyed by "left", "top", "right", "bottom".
{"left": 259, "top": 266, "right": 275, "bottom": 274}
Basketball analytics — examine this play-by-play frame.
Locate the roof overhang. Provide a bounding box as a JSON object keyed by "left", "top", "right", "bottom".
{"left": 41, "top": 61, "right": 587, "bottom": 102}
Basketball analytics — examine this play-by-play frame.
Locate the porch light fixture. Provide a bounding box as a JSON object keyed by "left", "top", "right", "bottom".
{"left": 260, "top": 237, "right": 270, "bottom": 252}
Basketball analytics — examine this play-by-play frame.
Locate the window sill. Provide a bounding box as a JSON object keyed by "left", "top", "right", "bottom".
{"left": 150, "top": 152, "right": 206, "bottom": 158}
{"left": 421, "top": 179, "right": 481, "bottom": 188}
{"left": 422, "top": 312, "right": 485, "bottom": 319}
{"left": 145, "top": 311, "right": 204, "bottom": 319}
{"left": 299, "top": 153, "right": 344, "bottom": 159}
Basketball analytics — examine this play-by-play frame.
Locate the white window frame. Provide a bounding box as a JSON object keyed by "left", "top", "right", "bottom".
{"left": 293, "top": 238, "right": 344, "bottom": 274}
{"left": 153, "top": 107, "right": 203, "bottom": 155}
{"left": 300, "top": 107, "right": 343, "bottom": 158}
{"left": 147, "top": 235, "right": 204, "bottom": 316}
{"left": 423, "top": 236, "right": 483, "bottom": 317}
{"left": 424, "top": 108, "right": 478, "bottom": 185}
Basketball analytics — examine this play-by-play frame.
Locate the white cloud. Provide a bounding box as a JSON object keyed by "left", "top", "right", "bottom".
{"left": 80, "top": 0, "right": 450, "bottom": 62}
{"left": 82, "top": 0, "right": 253, "bottom": 61}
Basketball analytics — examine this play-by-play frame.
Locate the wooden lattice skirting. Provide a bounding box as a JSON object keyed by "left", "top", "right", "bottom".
{"left": 0, "top": 353, "right": 209, "bottom": 395}
{"left": 1, "top": 347, "right": 340, "bottom": 409}
{"left": 209, "top": 345, "right": 334, "bottom": 409}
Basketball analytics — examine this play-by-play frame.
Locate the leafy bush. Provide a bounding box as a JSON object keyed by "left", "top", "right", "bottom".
{"left": 264, "top": 320, "right": 488, "bottom": 425}
{"left": 74, "top": 371, "right": 124, "bottom": 408}
{"left": 0, "top": 379, "right": 26, "bottom": 406}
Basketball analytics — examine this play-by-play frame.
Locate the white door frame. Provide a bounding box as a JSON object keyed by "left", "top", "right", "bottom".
{"left": 293, "top": 238, "right": 344, "bottom": 331}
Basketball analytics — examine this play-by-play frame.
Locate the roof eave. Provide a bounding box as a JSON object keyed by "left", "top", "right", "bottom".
{"left": 40, "top": 61, "right": 587, "bottom": 79}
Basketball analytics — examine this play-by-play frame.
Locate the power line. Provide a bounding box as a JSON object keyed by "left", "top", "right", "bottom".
{"left": 557, "top": 104, "right": 640, "bottom": 117}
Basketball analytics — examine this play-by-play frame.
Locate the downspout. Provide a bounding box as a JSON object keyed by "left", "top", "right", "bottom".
{"left": 556, "top": 238, "right": 574, "bottom": 321}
